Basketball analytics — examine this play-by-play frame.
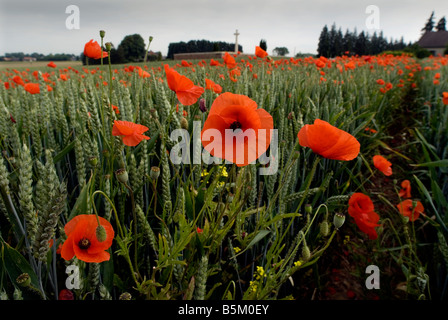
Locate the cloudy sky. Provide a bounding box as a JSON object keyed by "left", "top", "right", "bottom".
{"left": 1, "top": 0, "right": 447, "bottom": 57}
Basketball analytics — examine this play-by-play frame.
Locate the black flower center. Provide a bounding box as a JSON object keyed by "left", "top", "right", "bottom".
{"left": 78, "top": 238, "right": 91, "bottom": 250}
{"left": 230, "top": 121, "right": 242, "bottom": 130}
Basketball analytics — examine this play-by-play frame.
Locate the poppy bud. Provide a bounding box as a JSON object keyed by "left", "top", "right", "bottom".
{"left": 16, "top": 273, "right": 31, "bottom": 287}
{"left": 320, "top": 220, "right": 329, "bottom": 237}
{"left": 305, "top": 204, "right": 312, "bottom": 214}
{"left": 301, "top": 244, "right": 311, "bottom": 261}
{"left": 119, "top": 292, "right": 132, "bottom": 300}
{"left": 115, "top": 168, "right": 129, "bottom": 184}
{"left": 149, "top": 36, "right": 154, "bottom": 43}
{"left": 88, "top": 156, "right": 98, "bottom": 167}
{"left": 199, "top": 98, "right": 207, "bottom": 113}
{"left": 180, "top": 117, "right": 188, "bottom": 130}
{"left": 100, "top": 30, "right": 106, "bottom": 38}
{"left": 105, "top": 42, "right": 112, "bottom": 52}
{"left": 333, "top": 212, "right": 346, "bottom": 229}
{"left": 150, "top": 166, "right": 160, "bottom": 180}
{"left": 96, "top": 225, "right": 107, "bottom": 242}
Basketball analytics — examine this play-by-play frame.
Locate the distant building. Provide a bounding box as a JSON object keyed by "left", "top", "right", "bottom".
{"left": 23, "top": 56, "right": 37, "bottom": 62}
{"left": 417, "top": 30, "right": 448, "bottom": 56}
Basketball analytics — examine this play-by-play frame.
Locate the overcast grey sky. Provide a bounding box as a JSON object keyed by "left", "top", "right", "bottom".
{"left": 0, "top": 0, "right": 447, "bottom": 57}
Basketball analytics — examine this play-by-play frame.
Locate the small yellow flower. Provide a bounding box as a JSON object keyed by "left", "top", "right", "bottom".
{"left": 220, "top": 165, "right": 228, "bottom": 177}
{"left": 234, "top": 247, "right": 241, "bottom": 253}
{"left": 201, "top": 169, "right": 209, "bottom": 177}
{"left": 249, "top": 281, "right": 258, "bottom": 293}
{"left": 255, "top": 266, "right": 266, "bottom": 280}
{"left": 294, "top": 260, "right": 302, "bottom": 267}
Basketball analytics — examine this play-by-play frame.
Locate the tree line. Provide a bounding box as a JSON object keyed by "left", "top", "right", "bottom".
{"left": 317, "top": 23, "right": 412, "bottom": 58}
{"left": 166, "top": 40, "right": 242, "bottom": 60}
{"left": 1, "top": 52, "right": 78, "bottom": 61}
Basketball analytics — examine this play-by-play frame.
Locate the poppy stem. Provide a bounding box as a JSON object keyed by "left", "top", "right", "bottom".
{"left": 123, "top": 182, "right": 141, "bottom": 280}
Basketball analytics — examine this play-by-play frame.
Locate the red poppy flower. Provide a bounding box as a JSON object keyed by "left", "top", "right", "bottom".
{"left": 443, "top": 92, "right": 448, "bottom": 105}
{"left": 223, "top": 52, "right": 237, "bottom": 69}
{"left": 376, "top": 79, "right": 385, "bottom": 85}
{"left": 348, "top": 193, "right": 380, "bottom": 240}
{"left": 205, "top": 78, "right": 223, "bottom": 94}
{"left": 397, "top": 199, "right": 424, "bottom": 221}
{"left": 255, "top": 46, "right": 268, "bottom": 58}
{"left": 47, "top": 61, "right": 57, "bottom": 68}
{"left": 210, "top": 59, "right": 222, "bottom": 66}
{"left": 61, "top": 214, "right": 114, "bottom": 263}
{"left": 112, "top": 105, "right": 120, "bottom": 114}
{"left": 398, "top": 180, "right": 411, "bottom": 199}
{"left": 59, "top": 289, "right": 74, "bottom": 300}
{"left": 24, "top": 83, "right": 40, "bottom": 94}
{"left": 201, "top": 92, "right": 273, "bottom": 167}
{"left": 84, "top": 39, "right": 108, "bottom": 60}
{"left": 181, "top": 60, "right": 192, "bottom": 67}
{"left": 112, "top": 120, "right": 150, "bottom": 147}
{"left": 164, "top": 64, "right": 204, "bottom": 106}
{"left": 12, "top": 76, "right": 24, "bottom": 86}
{"left": 373, "top": 155, "right": 392, "bottom": 176}
{"left": 297, "top": 119, "right": 360, "bottom": 161}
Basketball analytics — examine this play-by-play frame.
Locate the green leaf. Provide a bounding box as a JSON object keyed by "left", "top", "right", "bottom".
{"left": 68, "top": 175, "right": 93, "bottom": 220}
{"left": 237, "top": 230, "right": 271, "bottom": 257}
{"left": 53, "top": 131, "right": 86, "bottom": 163}
{"left": 413, "top": 175, "right": 448, "bottom": 234}
{"left": 411, "top": 159, "right": 448, "bottom": 168}
{"left": 1, "top": 240, "right": 39, "bottom": 290}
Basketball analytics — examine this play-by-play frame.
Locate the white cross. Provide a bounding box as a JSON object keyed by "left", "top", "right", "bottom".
{"left": 234, "top": 29, "right": 240, "bottom": 53}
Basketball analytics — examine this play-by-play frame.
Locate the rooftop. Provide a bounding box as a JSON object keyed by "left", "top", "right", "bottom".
{"left": 417, "top": 30, "right": 448, "bottom": 48}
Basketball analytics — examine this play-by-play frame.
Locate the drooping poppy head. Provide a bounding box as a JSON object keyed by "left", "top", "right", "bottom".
{"left": 84, "top": 39, "right": 108, "bottom": 60}
{"left": 61, "top": 214, "right": 114, "bottom": 263}
{"left": 373, "top": 155, "right": 392, "bottom": 176}
{"left": 164, "top": 64, "right": 204, "bottom": 106}
{"left": 297, "top": 119, "right": 360, "bottom": 161}
{"left": 24, "top": 83, "right": 40, "bottom": 94}
{"left": 201, "top": 92, "right": 274, "bottom": 167}
{"left": 112, "top": 120, "right": 150, "bottom": 147}
{"left": 255, "top": 46, "right": 268, "bottom": 58}
{"left": 348, "top": 193, "right": 380, "bottom": 240}
{"left": 398, "top": 180, "right": 411, "bottom": 199}
{"left": 397, "top": 199, "right": 424, "bottom": 221}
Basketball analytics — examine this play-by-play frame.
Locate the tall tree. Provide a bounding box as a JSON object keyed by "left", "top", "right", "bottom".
{"left": 259, "top": 39, "right": 267, "bottom": 51}
{"left": 436, "top": 17, "right": 446, "bottom": 31}
{"left": 354, "top": 31, "right": 368, "bottom": 55}
{"left": 421, "top": 11, "right": 435, "bottom": 33}
{"left": 273, "top": 47, "right": 289, "bottom": 56}
{"left": 317, "top": 25, "right": 330, "bottom": 57}
{"left": 342, "top": 29, "right": 355, "bottom": 54}
{"left": 334, "top": 27, "right": 344, "bottom": 56}
{"left": 117, "top": 34, "right": 146, "bottom": 63}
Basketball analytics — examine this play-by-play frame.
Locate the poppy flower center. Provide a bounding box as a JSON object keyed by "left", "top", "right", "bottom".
{"left": 78, "top": 238, "right": 91, "bottom": 250}
{"left": 230, "top": 121, "right": 242, "bottom": 130}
